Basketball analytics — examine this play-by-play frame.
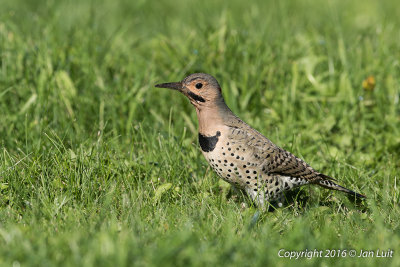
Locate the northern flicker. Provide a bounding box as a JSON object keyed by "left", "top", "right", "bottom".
{"left": 155, "top": 73, "right": 365, "bottom": 208}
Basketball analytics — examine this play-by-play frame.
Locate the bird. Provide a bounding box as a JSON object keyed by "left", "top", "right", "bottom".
{"left": 155, "top": 73, "right": 366, "bottom": 208}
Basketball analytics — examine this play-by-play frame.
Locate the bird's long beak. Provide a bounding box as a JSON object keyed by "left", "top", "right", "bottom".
{"left": 155, "top": 82, "right": 182, "bottom": 91}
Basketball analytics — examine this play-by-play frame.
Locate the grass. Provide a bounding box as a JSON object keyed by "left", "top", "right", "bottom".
{"left": 0, "top": 0, "right": 399, "bottom": 266}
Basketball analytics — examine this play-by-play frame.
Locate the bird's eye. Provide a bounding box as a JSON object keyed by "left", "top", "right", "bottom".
{"left": 195, "top": 83, "right": 203, "bottom": 89}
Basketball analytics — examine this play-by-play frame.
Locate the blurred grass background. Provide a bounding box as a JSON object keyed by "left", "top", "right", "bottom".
{"left": 0, "top": 0, "right": 399, "bottom": 266}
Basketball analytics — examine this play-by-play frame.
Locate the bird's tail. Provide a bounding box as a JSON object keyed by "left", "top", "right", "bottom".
{"left": 317, "top": 174, "right": 366, "bottom": 199}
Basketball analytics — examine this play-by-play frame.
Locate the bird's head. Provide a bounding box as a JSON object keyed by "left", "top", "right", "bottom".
{"left": 155, "top": 73, "right": 223, "bottom": 109}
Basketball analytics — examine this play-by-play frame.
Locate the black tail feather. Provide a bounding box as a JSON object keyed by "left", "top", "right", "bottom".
{"left": 317, "top": 179, "right": 366, "bottom": 199}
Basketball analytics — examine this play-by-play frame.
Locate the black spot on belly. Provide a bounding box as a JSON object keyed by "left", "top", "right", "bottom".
{"left": 198, "top": 131, "right": 221, "bottom": 152}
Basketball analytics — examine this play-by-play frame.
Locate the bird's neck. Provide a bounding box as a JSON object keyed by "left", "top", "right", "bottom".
{"left": 196, "top": 99, "right": 235, "bottom": 136}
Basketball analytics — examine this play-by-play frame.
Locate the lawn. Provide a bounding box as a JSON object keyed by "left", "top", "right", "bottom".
{"left": 0, "top": 0, "right": 399, "bottom": 266}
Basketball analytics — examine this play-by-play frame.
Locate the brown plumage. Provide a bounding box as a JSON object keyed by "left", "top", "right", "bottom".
{"left": 155, "top": 73, "right": 365, "bottom": 208}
